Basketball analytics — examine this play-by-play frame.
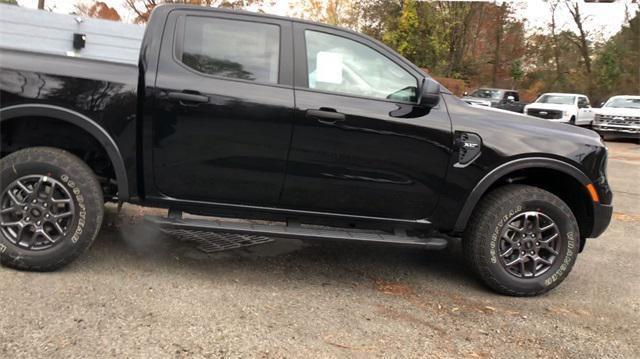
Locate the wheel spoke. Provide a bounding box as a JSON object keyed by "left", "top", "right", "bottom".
{"left": 6, "top": 190, "right": 23, "bottom": 206}
{"left": 53, "top": 211, "right": 73, "bottom": 219}
{"left": 530, "top": 257, "right": 537, "bottom": 277}
{"left": 540, "top": 223, "right": 555, "bottom": 232}
{"left": 1, "top": 220, "right": 22, "bottom": 227}
{"left": 537, "top": 256, "right": 553, "bottom": 266}
{"left": 542, "top": 245, "right": 559, "bottom": 256}
{"left": 507, "top": 223, "right": 523, "bottom": 232}
{"left": 505, "top": 256, "right": 522, "bottom": 267}
{"left": 52, "top": 221, "right": 65, "bottom": 235}
{"left": 51, "top": 197, "right": 71, "bottom": 204}
{"left": 502, "top": 230, "right": 517, "bottom": 243}
{"left": 541, "top": 232, "right": 559, "bottom": 243}
{"left": 528, "top": 212, "right": 540, "bottom": 232}
{"left": 39, "top": 229, "right": 55, "bottom": 244}
{"left": 501, "top": 246, "right": 514, "bottom": 258}
{"left": 32, "top": 177, "right": 44, "bottom": 196}
{"left": 16, "top": 179, "right": 32, "bottom": 194}
{"left": 24, "top": 230, "right": 39, "bottom": 248}
{"left": 0, "top": 206, "right": 17, "bottom": 214}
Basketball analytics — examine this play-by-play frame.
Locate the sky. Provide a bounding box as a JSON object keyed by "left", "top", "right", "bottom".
{"left": 15, "top": 0, "right": 640, "bottom": 40}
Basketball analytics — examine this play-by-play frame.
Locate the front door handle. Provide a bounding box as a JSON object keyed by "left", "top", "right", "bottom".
{"left": 168, "top": 91, "right": 209, "bottom": 106}
{"left": 306, "top": 109, "right": 346, "bottom": 125}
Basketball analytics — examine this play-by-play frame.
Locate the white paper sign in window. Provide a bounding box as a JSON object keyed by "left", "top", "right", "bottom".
{"left": 315, "top": 51, "right": 343, "bottom": 84}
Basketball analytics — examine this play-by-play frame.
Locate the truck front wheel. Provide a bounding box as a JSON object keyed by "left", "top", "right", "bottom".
{"left": 463, "top": 185, "right": 579, "bottom": 296}
{"left": 0, "top": 147, "right": 104, "bottom": 271}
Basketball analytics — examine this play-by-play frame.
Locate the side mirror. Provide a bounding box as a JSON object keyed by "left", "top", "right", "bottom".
{"left": 420, "top": 78, "right": 440, "bottom": 108}
{"left": 463, "top": 91, "right": 468, "bottom": 97}
{"left": 599, "top": 101, "right": 605, "bottom": 108}
{"left": 506, "top": 95, "right": 515, "bottom": 102}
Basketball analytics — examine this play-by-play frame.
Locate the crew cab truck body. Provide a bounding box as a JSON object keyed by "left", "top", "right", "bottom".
{"left": 461, "top": 88, "right": 526, "bottom": 113}
{"left": 0, "top": 5, "right": 612, "bottom": 296}
{"left": 524, "top": 93, "right": 595, "bottom": 126}
{"left": 593, "top": 95, "right": 640, "bottom": 140}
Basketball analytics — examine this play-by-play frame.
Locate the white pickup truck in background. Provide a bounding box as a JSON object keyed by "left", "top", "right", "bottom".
{"left": 593, "top": 95, "right": 640, "bottom": 140}
{"left": 524, "top": 93, "right": 595, "bottom": 126}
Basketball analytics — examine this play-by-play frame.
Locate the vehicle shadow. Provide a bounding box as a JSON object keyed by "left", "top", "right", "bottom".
{"left": 72, "top": 204, "right": 485, "bottom": 294}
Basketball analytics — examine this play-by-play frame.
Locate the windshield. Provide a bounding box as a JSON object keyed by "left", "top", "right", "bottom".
{"left": 604, "top": 98, "right": 640, "bottom": 109}
{"left": 470, "top": 89, "right": 503, "bottom": 99}
{"left": 536, "top": 95, "right": 576, "bottom": 105}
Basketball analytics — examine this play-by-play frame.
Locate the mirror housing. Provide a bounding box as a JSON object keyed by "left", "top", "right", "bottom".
{"left": 463, "top": 91, "right": 468, "bottom": 97}
{"left": 419, "top": 78, "right": 441, "bottom": 108}
{"left": 506, "top": 95, "right": 515, "bottom": 102}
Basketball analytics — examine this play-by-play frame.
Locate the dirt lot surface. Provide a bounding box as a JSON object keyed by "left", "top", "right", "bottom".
{"left": 1, "top": 141, "right": 639, "bottom": 359}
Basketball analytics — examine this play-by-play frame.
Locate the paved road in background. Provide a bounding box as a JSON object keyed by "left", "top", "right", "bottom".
{"left": 1, "top": 141, "right": 639, "bottom": 358}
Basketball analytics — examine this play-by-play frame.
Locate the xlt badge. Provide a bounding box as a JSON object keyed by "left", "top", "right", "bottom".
{"left": 454, "top": 132, "right": 482, "bottom": 167}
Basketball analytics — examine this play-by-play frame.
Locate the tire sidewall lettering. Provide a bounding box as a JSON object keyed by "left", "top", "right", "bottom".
{"left": 60, "top": 174, "right": 86, "bottom": 244}
{"left": 490, "top": 205, "right": 522, "bottom": 264}
{"left": 544, "top": 230, "right": 576, "bottom": 287}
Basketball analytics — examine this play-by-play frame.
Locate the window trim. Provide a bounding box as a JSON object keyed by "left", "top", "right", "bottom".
{"left": 172, "top": 13, "right": 290, "bottom": 88}
{"left": 294, "top": 23, "right": 422, "bottom": 105}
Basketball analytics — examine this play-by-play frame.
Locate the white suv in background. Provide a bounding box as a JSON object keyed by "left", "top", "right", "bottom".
{"left": 593, "top": 95, "right": 640, "bottom": 140}
{"left": 524, "top": 93, "right": 595, "bottom": 126}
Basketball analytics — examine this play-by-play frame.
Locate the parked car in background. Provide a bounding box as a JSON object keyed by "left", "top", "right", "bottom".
{"left": 524, "top": 93, "right": 594, "bottom": 126}
{"left": 593, "top": 95, "right": 640, "bottom": 140}
{"left": 462, "top": 88, "right": 526, "bottom": 113}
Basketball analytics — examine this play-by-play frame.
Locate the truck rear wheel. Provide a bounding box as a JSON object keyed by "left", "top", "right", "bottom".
{"left": 0, "top": 147, "right": 104, "bottom": 271}
{"left": 463, "top": 185, "right": 579, "bottom": 296}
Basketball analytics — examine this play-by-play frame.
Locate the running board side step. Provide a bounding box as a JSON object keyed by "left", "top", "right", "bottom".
{"left": 145, "top": 215, "right": 448, "bottom": 251}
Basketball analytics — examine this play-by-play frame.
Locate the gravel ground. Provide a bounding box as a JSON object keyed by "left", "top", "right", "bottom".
{"left": 1, "top": 141, "right": 639, "bottom": 359}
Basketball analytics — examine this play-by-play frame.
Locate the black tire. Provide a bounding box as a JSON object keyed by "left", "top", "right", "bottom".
{"left": 0, "top": 147, "right": 104, "bottom": 271}
{"left": 463, "top": 185, "right": 579, "bottom": 296}
{"left": 569, "top": 116, "right": 576, "bottom": 125}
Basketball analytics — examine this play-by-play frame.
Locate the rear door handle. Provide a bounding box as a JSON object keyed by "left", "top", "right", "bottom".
{"left": 168, "top": 91, "right": 209, "bottom": 106}
{"left": 306, "top": 109, "right": 345, "bottom": 125}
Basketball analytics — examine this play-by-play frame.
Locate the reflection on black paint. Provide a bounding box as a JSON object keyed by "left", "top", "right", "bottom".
{"left": 48, "top": 77, "right": 125, "bottom": 112}
{"left": 182, "top": 53, "right": 255, "bottom": 81}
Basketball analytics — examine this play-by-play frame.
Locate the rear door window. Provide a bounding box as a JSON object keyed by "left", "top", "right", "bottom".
{"left": 181, "top": 16, "right": 280, "bottom": 84}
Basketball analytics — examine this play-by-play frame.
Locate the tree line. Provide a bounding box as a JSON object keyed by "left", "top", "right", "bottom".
{"left": 9, "top": 0, "right": 639, "bottom": 104}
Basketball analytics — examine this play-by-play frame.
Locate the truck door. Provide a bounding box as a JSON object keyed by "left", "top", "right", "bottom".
{"left": 577, "top": 96, "right": 595, "bottom": 125}
{"left": 279, "top": 23, "right": 452, "bottom": 220}
{"left": 149, "top": 11, "right": 294, "bottom": 207}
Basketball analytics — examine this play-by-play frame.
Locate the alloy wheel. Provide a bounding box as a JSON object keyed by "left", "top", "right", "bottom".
{"left": 0, "top": 175, "right": 75, "bottom": 250}
{"left": 498, "top": 211, "right": 561, "bottom": 278}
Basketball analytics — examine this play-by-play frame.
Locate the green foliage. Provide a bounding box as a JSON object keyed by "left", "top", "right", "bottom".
{"left": 0, "top": 0, "right": 19, "bottom": 4}
{"left": 510, "top": 59, "right": 524, "bottom": 82}
{"left": 382, "top": 0, "right": 420, "bottom": 62}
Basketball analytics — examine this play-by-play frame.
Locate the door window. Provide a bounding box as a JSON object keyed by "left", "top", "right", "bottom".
{"left": 181, "top": 16, "right": 280, "bottom": 83}
{"left": 578, "top": 97, "right": 590, "bottom": 108}
{"left": 304, "top": 30, "right": 418, "bottom": 102}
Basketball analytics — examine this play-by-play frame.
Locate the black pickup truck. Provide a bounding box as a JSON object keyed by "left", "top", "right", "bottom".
{"left": 0, "top": 5, "right": 612, "bottom": 296}
{"left": 462, "top": 88, "right": 527, "bottom": 113}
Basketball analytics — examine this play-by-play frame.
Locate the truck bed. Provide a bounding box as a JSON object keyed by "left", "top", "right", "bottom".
{"left": 0, "top": 3, "right": 143, "bottom": 65}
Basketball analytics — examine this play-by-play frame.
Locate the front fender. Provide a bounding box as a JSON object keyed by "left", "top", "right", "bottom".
{"left": 453, "top": 157, "right": 592, "bottom": 232}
